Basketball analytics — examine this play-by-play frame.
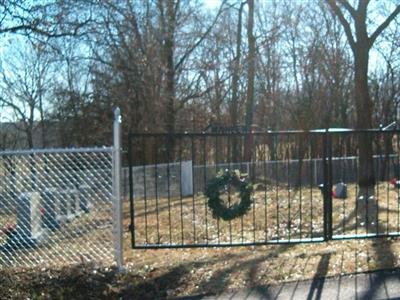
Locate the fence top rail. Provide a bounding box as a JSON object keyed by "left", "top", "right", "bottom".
{"left": 129, "top": 128, "right": 400, "bottom": 138}
{"left": 123, "top": 153, "right": 398, "bottom": 169}
{"left": 0, "top": 146, "right": 113, "bottom": 156}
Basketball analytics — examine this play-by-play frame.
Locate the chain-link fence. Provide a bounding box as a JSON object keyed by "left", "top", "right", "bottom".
{"left": 0, "top": 147, "right": 115, "bottom": 268}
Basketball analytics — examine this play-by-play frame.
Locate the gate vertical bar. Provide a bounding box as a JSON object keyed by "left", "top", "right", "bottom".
{"left": 128, "top": 137, "right": 135, "bottom": 248}
{"left": 112, "top": 107, "right": 124, "bottom": 269}
{"left": 322, "top": 130, "right": 333, "bottom": 241}
{"left": 327, "top": 132, "right": 333, "bottom": 239}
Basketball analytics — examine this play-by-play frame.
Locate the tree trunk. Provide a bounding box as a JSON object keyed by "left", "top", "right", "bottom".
{"left": 230, "top": 2, "right": 244, "bottom": 163}
{"left": 159, "top": 0, "right": 177, "bottom": 161}
{"left": 163, "top": 0, "right": 176, "bottom": 134}
{"left": 327, "top": 0, "right": 400, "bottom": 231}
{"left": 26, "top": 128, "right": 34, "bottom": 149}
{"left": 244, "top": 0, "right": 255, "bottom": 131}
{"left": 354, "top": 47, "right": 375, "bottom": 188}
{"left": 244, "top": 0, "right": 255, "bottom": 163}
{"left": 354, "top": 45, "right": 376, "bottom": 227}
{"left": 39, "top": 92, "right": 46, "bottom": 147}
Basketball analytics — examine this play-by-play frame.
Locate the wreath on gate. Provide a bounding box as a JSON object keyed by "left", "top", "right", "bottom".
{"left": 205, "top": 170, "right": 253, "bottom": 221}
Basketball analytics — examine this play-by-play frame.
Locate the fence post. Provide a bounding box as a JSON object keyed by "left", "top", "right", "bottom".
{"left": 112, "top": 107, "right": 124, "bottom": 270}
{"left": 322, "top": 130, "right": 333, "bottom": 241}
{"left": 314, "top": 159, "right": 318, "bottom": 186}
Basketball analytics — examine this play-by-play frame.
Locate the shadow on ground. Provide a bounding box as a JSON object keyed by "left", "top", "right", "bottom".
{"left": 2, "top": 203, "right": 400, "bottom": 300}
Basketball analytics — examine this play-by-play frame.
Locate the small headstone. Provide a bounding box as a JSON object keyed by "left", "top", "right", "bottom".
{"left": 335, "top": 182, "right": 347, "bottom": 199}
{"left": 79, "top": 184, "right": 91, "bottom": 213}
{"left": 69, "top": 188, "right": 80, "bottom": 218}
{"left": 181, "top": 160, "right": 193, "bottom": 197}
{"left": 16, "top": 192, "right": 43, "bottom": 239}
{"left": 57, "top": 190, "right": 73, "bottom": 222}
{"left": 10, "top": 192, "right": 43, "bottom": 248}
{"left": 41, "top": 189, "right": 60, "bottom": 231}
{"left": 59, "top": 190, "right": 69, "bottom": 217}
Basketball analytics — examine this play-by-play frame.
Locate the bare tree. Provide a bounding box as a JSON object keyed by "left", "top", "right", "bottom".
{"left": 327, "top": 0, "right": 400, "bottom": 192}
{"left": 0, "top": 1, "right": 91, "bottom": 38}
{"left": 157, "top": 0, "right": 227, "bottom": 133}
{"left": 0, "top": 41, "right": 53, "bottom": 148}
{"left": 327, "top": 0, "right": 400, "bottom": 229}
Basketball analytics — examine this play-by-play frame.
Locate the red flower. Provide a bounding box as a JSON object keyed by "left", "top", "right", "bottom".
{"left": 2, "top": 224, "right": 15, "bottom": 235}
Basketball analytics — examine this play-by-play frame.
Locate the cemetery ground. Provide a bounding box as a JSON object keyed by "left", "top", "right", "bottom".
{"left": 2, "top": 184, "right": 400, "bottom": 299}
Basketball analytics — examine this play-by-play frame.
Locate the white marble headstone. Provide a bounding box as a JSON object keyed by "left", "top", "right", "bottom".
{"left": 181, "top": 160, "right": 193, "bottom": 197}
{"left": 30, "top": 192, "right": 42, "bottom": 238}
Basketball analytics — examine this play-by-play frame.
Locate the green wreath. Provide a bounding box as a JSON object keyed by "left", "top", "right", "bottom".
{"left": 205, "top": 170, "right": 253, "bottom": 221}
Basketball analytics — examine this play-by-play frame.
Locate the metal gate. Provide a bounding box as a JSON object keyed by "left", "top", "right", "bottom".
{"left": 128, "top": 129, "right": 400, "bottom": 248}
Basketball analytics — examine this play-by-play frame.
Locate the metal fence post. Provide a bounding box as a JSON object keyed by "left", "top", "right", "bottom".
{"left": 112, "top": 107, "right": 124, "bottom": 270}
{"left": 322, "top": 130, "right": 333, "bottom": 241}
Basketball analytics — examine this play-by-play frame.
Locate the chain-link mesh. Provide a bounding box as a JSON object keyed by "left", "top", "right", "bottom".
{"left": 0, "top": 147, "right": 114, "bottom": 268}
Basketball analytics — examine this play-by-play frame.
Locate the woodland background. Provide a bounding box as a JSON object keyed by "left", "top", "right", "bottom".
{"left": 0, "top": 0, "right": 399, "bottom": 150}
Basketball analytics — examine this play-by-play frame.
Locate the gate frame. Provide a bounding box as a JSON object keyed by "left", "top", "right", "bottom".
{"left": 112, "top": 107, "right": 124, "bottom": 270}
{"left": 128, "top": 128, "right": 400, "bottom": 249}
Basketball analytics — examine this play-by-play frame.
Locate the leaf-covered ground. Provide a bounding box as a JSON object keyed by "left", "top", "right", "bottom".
{"left": 2, "top": 237, "right": 400, "bottom": 299}
{"left": 3, "top": 183, "right": 400, "bottom": 299}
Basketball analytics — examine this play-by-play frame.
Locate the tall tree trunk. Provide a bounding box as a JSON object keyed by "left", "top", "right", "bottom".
{"left": 328, "top": 0, "right": 400, "bottom": 230}
{"left": 353, "top": 35, "right": 376, "bottom": 229}
{"left": 244, "top": 0, "right": 255, "bottom": 163}
{"left": 26, "top": 127, "right": 34, "bottom": 149}
{"left": 39, "top": 92, "right": 46, "bottom": 147}
{"left": 230, "top": 2, "right": 244, "bottom": 163}
{"left": 354, "top": 46, "right": 375, "bottom": 188}
{"left": 163, "top": 0, "right": 176, "bottom": 134}
{"left": 244, "top": 0, "right": 255, "bottom": 131}
{"left": 158, "top": 0, "right": 177, "bottom": 161}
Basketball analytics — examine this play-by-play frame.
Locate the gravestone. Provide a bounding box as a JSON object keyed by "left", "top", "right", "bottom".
{"left": 335, "top": 182, "right": 347, "bottom": 199}
{"left": 58, "top": 190, "right": 69, "bottom": 222}
{"left": 79, "top": 184, "right": 91, "bottom": 213}
{"left": 181, "top": 160, "right": 193, "bottom": 197}
{"left": 41, "top": 189, "right": 60, "bottom": 231}
{"left": 57, "top": 189, "right": 81, "bottom": 222}
{"left": 42, "top": 187, "right": 86, "bottom": 229}
{"left": 69, "top": 188, "right": 81, "bottom": 218}
{"left": 10, "top": 192, "right": 44, "bottom": 248}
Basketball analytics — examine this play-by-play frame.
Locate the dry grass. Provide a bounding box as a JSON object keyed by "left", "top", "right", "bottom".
{"left": 0, "top": 205, "right": 114, "bottom": 268}
{"left": 2, "top": 182, "right": 400, "bottom": 298}
{"left": 131, "top": 182, "right": 400, "bottom": 246}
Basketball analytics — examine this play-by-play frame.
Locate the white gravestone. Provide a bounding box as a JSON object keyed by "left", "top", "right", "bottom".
{"left": 57, "top": 189, "right": 81, "bottom": 222}
{"left": 29, "top": 192, "right": 42, "bottom": 238}
{"left": 181, "top": 160, "right": 193, "bottom": 197}
{"left": 11, "top": 192, "right": 44, "bottom": 248}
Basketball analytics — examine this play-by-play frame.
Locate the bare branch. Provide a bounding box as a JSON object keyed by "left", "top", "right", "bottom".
{"left": 0, "top": 18, "right": 91, "bottom": 38}
{"left": 369, "top": 4, "right": 400, "bottom": 48}
{"left": 174, "top": 0, "right": 228, "bottom": 71}
{"left": 327, "top": 0, "right": 356, "bottom": 52}
{"left": 0, "top": 1, "right": 92, "bottom": 39}
{"left": 337, "top": 0, "right": 356, "bottom": 18}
